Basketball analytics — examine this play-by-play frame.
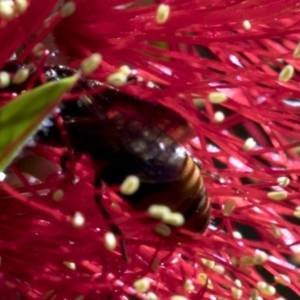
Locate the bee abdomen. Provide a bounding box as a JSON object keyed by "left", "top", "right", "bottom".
{"left": 177, "top": 155, "right": 210, "bottom": 232}
{"left": 184, "top": 186, "right": 210, "bottom": 232}
{"left": 123, "top": 154, "right": 210, "bottom": 233}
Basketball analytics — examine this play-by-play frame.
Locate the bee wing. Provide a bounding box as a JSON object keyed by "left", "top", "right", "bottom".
{"left": 98, "top": 87, "right": 195, "bottom": 142}
{"left": 77, "top": 81, "right": 194, "bottom": 182}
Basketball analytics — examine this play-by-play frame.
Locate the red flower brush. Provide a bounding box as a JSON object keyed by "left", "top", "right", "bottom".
{"left": 1, "top": 1, "right": 300, "bottom": 299}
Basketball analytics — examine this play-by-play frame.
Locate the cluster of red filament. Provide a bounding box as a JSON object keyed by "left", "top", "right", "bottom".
{"left": 1, "top": 0, "right": 300, "bottom": 299}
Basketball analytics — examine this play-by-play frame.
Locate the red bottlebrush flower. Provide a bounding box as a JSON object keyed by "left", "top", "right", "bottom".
{"left": 1, "top": 0, "right": 300, "bottom": 299}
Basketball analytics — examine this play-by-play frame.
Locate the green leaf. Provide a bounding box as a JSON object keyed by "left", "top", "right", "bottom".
{"left": 0, "top": 75, "right": 78, "bottom": 172}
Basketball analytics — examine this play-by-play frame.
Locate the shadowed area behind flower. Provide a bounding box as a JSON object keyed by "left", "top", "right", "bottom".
{"left": 0, "top": 0, "right": 300, "bottom": 299}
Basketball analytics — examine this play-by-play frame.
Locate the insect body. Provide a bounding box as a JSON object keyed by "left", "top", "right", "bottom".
{"left": 1, "top": 62, "right": 210, "bottom": 234}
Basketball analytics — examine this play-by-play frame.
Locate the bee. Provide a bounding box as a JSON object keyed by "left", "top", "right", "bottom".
{"left": 1, "top": 62, "right": 210, "bottom": 258}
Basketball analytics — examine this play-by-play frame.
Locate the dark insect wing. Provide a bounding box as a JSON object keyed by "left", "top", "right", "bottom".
{"left": 46, "top": 65, "right": 194, "bottom": 139}
{"left": 0, "top": 62, "right": 195, "bottom": 183}
{"left": 76, "top": 78, "right": 195, "bottom": 182}
{"left": 92, "top": 82, "right": 195, "bottom": 142}
{"left": 45, "top": 64, "right": 194, "bottom": 143}
{"left": 43, "top": 64, "right": 196, "bottom": 182}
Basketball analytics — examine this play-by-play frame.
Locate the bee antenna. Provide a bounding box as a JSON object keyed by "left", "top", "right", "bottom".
{"left": 94, "top": 172, "right": 129, "bottom": 262}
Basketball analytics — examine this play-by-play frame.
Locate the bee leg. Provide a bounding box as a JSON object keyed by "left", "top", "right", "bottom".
{"left": 94, "top": 172, "right": 129, "bottom": 262}
{"left": 60, "top": 150, "right": 82, "bottom": 172}
{"left": 193, "top": 157, "right": 226, "bottom": 184}
{"left": 202, "top": 170, "right": 226, "bottom": 184}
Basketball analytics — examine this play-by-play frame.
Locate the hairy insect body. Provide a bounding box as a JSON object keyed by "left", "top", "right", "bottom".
{"left": 1, "top": 62, "right": 210, "bottom": 233}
